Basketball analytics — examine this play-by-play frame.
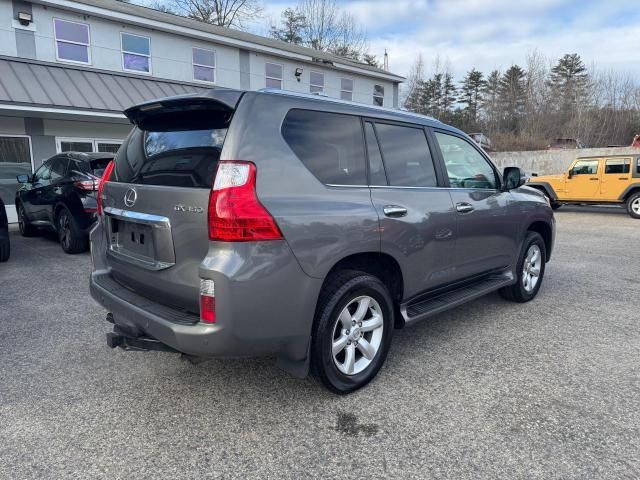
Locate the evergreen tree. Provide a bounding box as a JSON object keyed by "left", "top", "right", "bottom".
{"left": 440, "top": 73, "right": 457, "bottom": 122}
{"left": 548, "top": 53, "right": 589, "bottom": 112}
{"left": 458, "top": 68, "right": 485, "bottom": 129}
{"left": 270, "top": 8, "right": 307, "bottom": 44}
{"left": 498, "top": 65, "right": 527, "bottom": 132}
{"left": 481, "top": 70, "right": 501, "bottom": 130}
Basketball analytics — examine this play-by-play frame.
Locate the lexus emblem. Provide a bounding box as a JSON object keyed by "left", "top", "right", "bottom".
{"left": 124, "top": 188, "right": 137, "bottom": 208}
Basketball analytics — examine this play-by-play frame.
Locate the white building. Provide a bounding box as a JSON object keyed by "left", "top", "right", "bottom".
{"left": 0, "top": 0, "right": 404, "bottom": 221}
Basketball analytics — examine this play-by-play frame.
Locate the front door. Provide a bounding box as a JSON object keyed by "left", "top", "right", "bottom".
{"left": 600, "top": 157, "right": 632, "bottom": 201}
{"left": 0, "top": 135, "right": 33, "bottom": 223}
{"left": 565, "top": 159, "right": 601, "bottom": 200}
{"left": 365, "top": 121, "right": 458, "bottom": 298}
{"left": 432, "top": 130, "right": 518, "bottom": 280}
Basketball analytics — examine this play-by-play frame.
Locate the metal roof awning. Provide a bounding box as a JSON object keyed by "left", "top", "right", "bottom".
{"left": 0, "top": 56, "right": 208, "bottom": 121}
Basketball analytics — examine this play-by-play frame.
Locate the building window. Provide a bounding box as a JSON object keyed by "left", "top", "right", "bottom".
{"left": 121, "top": 33, "right": 151, "bottom": 73}
{"left": 56, "top": 137, "right": 123, "bottom": 154}
{"left": 0, "top": 136, "right": 32, "bottom": 210}
{"left": 340, "top": 78, "right": 354, "bottom": 101}
{"left": 310, "top": 71, "right": 324, "bottom": 93}
{"left": 193, "top": 47, "right": 216, "bottom": 83}
{"left": 265, "top": 63, "right": 283, "bottom": 89}
{"left": 53, "top": 19, "right": 90, "bottom": 64}
{"left": 373, "top": 85, "right": 384, "bottom": 106}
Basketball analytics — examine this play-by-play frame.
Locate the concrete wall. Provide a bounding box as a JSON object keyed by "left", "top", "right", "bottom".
{"left": 490, "top": 147, "right": 640, "bottom": 175}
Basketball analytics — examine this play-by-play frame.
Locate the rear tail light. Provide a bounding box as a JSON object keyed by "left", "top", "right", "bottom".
{"left": 208, "top": 161, "right": 283, "bottom": 242}
{"left": 97, "top": 161, "right": 115, "bottom": 216}
{"left": 199, "top": 278, "right": 216, "bottom": 323}
{"left": 74, "top": 180, "right": 98, "bottom": 191}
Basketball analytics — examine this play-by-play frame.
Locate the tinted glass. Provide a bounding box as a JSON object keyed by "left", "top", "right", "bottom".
{"left": 375, "top": 124, "right": 436, "bottom": 187}
{"left": 604, "top": 159, "right": 630, "bottom": 174}
{"left": 56, "top": 41, "right": 89, "bottom": 63}
{"left": 114, "top": 112, "right": 229, "bottom": 189}
{"left": 97, "top": 143, "right": 121, "bottom": 154}
{"left": 364, "top": 123, "right": 386, "bottom": 185}
{"left": 637, "top": 159, "right": 640, "bottom": 175}
{"left": 49, "top": 158, "right": 68, "bottom": 180}
{"left": 121, "top": 34, "right": 150, "bottom": 55}
{"left": 33, "top": 163, "right": 51, "bottom": 183}
{"left": 0, "top": 136, "right": 31, "bottom": 205}
{"left": 123, "top": 53, "right": 150, "bottom": 72}
{"left": 435, "top": 132, "right": 497, "bottom": 189}
{"left": 571, "top": 160, "right": 599, "bottom": 175}
{"left": 60, "top": 141, "right": 93, "bottom": 152}
{"left": 193, "top": 48, "right": 215, "bottom": 66}
{"left": 282, "top": 110, "right": 366, "bottom": 186}
{"left": 54, "top": 19, "right": 89, "bottom": 43}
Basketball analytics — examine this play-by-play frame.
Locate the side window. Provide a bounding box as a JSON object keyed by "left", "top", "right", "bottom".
{"left": 49, "top": 158, "right": 68, "bottom": 180}
{"left": 364, "top": 122, "right": 387, "bottom": 185}
{"left": 33, "top": 163, "right": 52, "bottom": 184}
{"left": 637, "top": 158, "right": 640, "bottom": 175}
{"left": 571, "top": 160, "right": 599, "bottom": 176}
{"left": 434, "top": 132, "right": 497, "bottom": 189}
{"left": 375, "top": 124, "right": 437, "bottom": 187}
{"left": 604, "top": 158, "right": 630, "bottom": 174}
{"left": 282, "top": 110, "right": 366, "bottom": 186}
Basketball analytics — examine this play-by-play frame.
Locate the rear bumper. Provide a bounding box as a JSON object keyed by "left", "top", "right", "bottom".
{"left": 89, "top": 223, "right": 322, "bottom": 364}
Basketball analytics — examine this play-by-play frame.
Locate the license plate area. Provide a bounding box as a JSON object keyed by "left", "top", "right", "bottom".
{"left": 110, "top": 219, "right": 154, "bottom": 259}
{"left": 104, "top": 207, "right": 175, "bottom": 270}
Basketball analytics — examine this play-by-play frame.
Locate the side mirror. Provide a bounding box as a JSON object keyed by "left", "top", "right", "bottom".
{"left": 503, "top": 167, "right": 526, "bottom": 191}
{"left": 567, "top": 170, "right": 573, "bottom": 179}
{"left": 16, "top": 174, "right": 31, "bottom": 183}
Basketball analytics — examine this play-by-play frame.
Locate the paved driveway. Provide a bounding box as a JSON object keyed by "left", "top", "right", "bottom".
{"left": 1, "top": 207, "right": 638, "bottom": 479}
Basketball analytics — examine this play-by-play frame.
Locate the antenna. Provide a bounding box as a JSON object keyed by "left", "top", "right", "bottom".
{"left": 383, "top": 49, "right": 389, "bottom": 71}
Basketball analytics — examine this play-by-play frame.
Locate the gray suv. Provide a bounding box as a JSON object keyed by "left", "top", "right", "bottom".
{"left": 90, "top": 89, "right": 555, "bottom": 393}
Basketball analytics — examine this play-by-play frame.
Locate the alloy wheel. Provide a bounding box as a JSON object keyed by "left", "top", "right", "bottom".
{"left": 632, "top": 198, "right": 640, "bottom": 215}
{"left": 522, "top": 244, "right": 542, "bottom": 293}
{"left": 331, "top": 295, "right": 384, "bottom": 376}
{"left": 59, "top": 212, "right": 71, "bottom": 250}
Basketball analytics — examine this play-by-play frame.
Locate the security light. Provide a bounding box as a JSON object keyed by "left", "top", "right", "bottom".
{"left": 294, "top": 68, "right": 303, "bottom": 81}
{"left": 18, "top": 12, "right": 32, "bottom": 26}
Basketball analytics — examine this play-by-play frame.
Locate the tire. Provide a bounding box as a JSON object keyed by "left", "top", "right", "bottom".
{"left": 626, "top": 192, "right": 640, "bottom": 219}
{"left": 499, "top": 231, "right": 547, "bottom": 303}
{"left": 310, "top": 270, "right": 394, "bottom": 394}
{"left": 56, "top": 207, "right": 88, "bottom": 254}
{"left": 0, "top": 237, "right": 9, "bottom": 262}
{"left": 17, "top": 203, "right": 38, "bottom": 237}
{"left": 550, "top": 202, "right": 562, "bottom": 210}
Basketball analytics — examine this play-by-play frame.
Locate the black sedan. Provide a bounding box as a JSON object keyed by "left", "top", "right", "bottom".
{"left": 15, "top": 152, "right": 113, "bottom": 253}
{"left": 0, "top": 196, "right": 9, "bottom": 262}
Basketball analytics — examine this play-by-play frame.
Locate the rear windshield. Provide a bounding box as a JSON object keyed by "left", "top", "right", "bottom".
{"left": 114, "top": 110, "right": 229, "bottom": 188}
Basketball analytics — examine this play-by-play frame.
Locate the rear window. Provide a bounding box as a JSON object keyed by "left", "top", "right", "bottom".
{"left": 114, "top": 111, "right": 229, "bottom": 188}
{"left": 375, "top": 124, "right": 437, "bottom": 187}
{"left": 282, "top": 109, "right": 366, "bottom": 186}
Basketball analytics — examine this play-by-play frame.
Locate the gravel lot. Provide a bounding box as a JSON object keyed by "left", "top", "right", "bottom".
{"left": 1, "top": 206, "right": 639, "bottom": 479}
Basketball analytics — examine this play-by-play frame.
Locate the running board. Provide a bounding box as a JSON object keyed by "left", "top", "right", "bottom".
{"left": 402, "top": 272, "right": 515, "bottom": 325}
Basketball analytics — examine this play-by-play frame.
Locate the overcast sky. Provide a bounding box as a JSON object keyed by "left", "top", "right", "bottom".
{"left": 252, "top": 0, "right": 640, "bottom": 80}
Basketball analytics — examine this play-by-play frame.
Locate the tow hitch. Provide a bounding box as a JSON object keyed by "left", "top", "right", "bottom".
{"left": 106, "top": 320, "right": 178, "bottom": 354}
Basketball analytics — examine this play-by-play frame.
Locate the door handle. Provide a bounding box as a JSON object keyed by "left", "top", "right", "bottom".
{"left": 456, "top": 202, "right": 474, "bottom": 214}
{"left": 619, "top": 177, "right": 628, "bottom": 180}
{"left": 383, "top": 205, "right": 408, "bottom": 217}
{"left": 589, "top": 178, "right": 599, "bottom": 181}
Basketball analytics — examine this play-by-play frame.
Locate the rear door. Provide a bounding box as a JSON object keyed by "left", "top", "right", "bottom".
{"left": 100, "top": 97, "right": 237, "bottom": 313}
{"left": 600, "top": 157, "right": 632, "bottom": 200}
{"left": 432, "top": 130, "right": 517, "bottom": 279}
{"left": 366, "top": 120, "right": 458, "bottom": 298}
{"left": 41, "top": 156, "right": 69, "bottom": 224}
{"left": 25, "top": 161, "right": 52, "bottom": 221}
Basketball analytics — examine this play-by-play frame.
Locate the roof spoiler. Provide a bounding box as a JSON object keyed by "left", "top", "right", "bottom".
{"left": 124, "top": 89, "right": 244, "bottom": 128}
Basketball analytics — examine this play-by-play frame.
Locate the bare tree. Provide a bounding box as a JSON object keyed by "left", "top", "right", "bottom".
{"left": 169, "top": 0, "right": 263, "bottom": 29}
{"left": 271, "top": 0, "right": 369, "bottom": 60}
